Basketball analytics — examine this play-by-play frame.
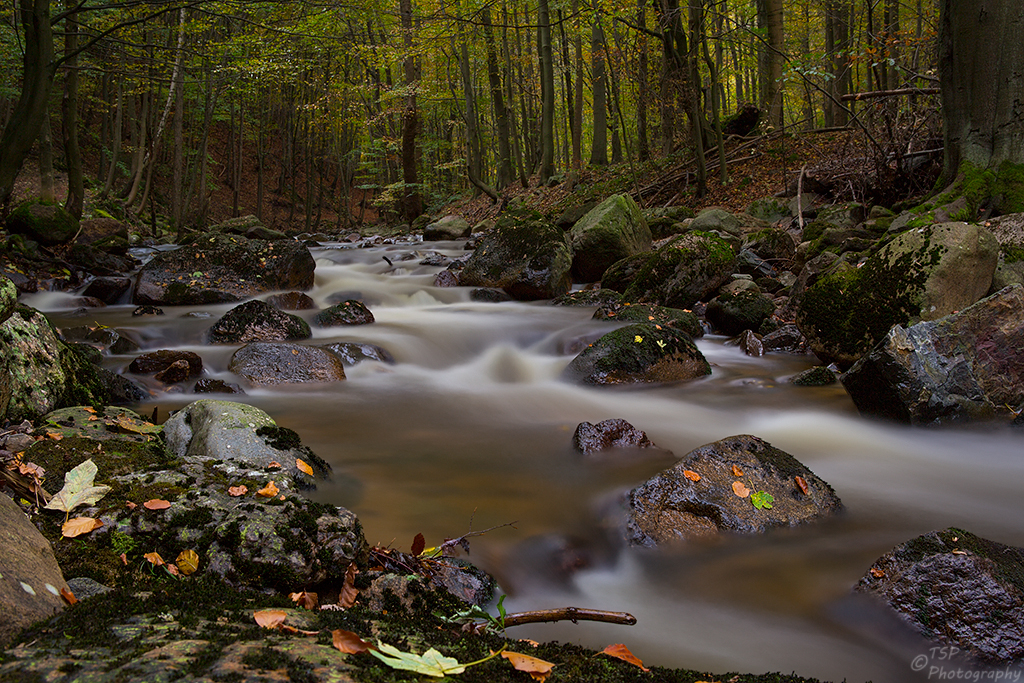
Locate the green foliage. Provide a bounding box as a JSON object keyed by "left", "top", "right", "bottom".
{"left": 750, "top": 490, "right": 774, "bottom": 510}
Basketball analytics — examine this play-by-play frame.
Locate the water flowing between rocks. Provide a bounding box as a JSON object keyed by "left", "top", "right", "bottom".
{"left": 26, "top": 239, "right": 1024, "bottom": 683}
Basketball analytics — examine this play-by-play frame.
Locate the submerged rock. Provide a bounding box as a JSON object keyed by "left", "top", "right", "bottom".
{"left": 207, "top": 299, "right": 312, "bottom": 344}
{"left": 626, "top": 434, "right": 842, "bottom": 546}
{"left": 841, "top": 284, "right": 1024, "bottom": 424}
{"left": 229, "top": 342, "right": 346, "bottom": 385}
{"left": 856, "top": 527, "right": 1024, "bottom": 664}
{"left": 561, "top": 323, "right": 710, "bottom": 386}
{"left": 322, "top": 341, "right": 395, "bottom": 366}
{"left": 573, "top": 419, "right": 655, "bottom": 454}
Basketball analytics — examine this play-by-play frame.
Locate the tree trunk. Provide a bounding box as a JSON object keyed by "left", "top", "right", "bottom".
{"left": 636, "top": 0, "right": 650, "bottom": 161}
{"left": 589, "top": 4, "right": 608, "bottom": 166}
{"left": 537, "top": 0, "right": 555, "bottom": 181}
{"left": 936, "top": 0, "right": 1024, "bottom": 216}
{"left": 399, "top": 0, "right": 422, "bottom": 221}
{"left": 62, "top": 3, "right": 83, "bottom": 218}
{"left": 482, "top": 7, "right": 513, "bottom": 189}
{"left": 39, "top": 112, "right": 54, "bottom": 202}
{"left": 756, "top": 0, "right": 784, "bottom": 129}
{"left": 571, "top": 0, "right": 584, "bottom": 171}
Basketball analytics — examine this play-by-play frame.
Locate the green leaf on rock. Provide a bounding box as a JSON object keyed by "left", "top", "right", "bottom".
{"left": 370, "top": 641, "right": 466, "bottom": 677}
{"left": 750, "top": 490, "right": 774, "bottom": 509}
{"left": 44, "top": 459, "right": 111, "bottom": 515}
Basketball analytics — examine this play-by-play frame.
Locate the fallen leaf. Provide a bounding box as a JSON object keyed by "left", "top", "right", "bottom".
{"left": 46, "top": 432, "right": 64, "bottom": 441}
{"left": 599, "top": 643, "right": 650, "bottom": 672}
{"left": 254, "top": 609, "right": 287, "bottom": 630}
{"left": 795, "top": 475, "right": 809, "bottom": 495}
{"left": 267, "top": 461, "right": 282, "bottom": 470}
{"left": 332, "top": 628, "right": 373, "bottom": 654}
{"left": 256, "top": 481, "right": 279, "bottom": 498}
{"left": 144, "top": 551, "right": 166, "bottom": 567}
{"left": 143, "top": 499, "right": 171, "bottom": 510}
{"left": 228, "top": 485, "right": 248, "bottom": 497}
{"left": 18, "top": 462, "right": 43, "bottom": 478}
{"left": 682, "top": 470, "right": 701, "bottom": 482}
{"left": 296, "top": 458, "right": 314, "bottom": 476}
{"left": 411, "top": 532, "right": 425, "bottom": 556}
{"left": 870, "top": 567, "right": 886, "bottom": 578}
{"left": 166, "top": 563, "right": 180, "bottom": 576}
{"left": 732, "top": 481, "right": 750, "bottom": 498}
{"left": 119, "top": 552, "right": 128, "bottom": 566}
{"left": 60, "top": 587, "right": 78, "bottom": 605}
{"left": 371, "top": 641, "right": 465, "bottom": 677}
{"left": 176, "top": 549, "right": 200, "bottom": 575}
{"left": 731, "top": 465, "right": 744, "bottom": 477}
{"left": 339, "top": 562, "right": 359, "bottom": 608}
{"left": 62, "top": 516, "right": 103, "bottom": 538}
{"left": 290, "top": 590, "right": 319, "bottom": 610}
{"left": 501, "top": 650, "right": 555, "bottom": 681}
{"left": 750, "top": 490, "right": 774, "bottom": 509}
{"left": 125, "top": 501, "right": 138, "bottom": 510}
{"left": 44, "top": 459, "right": 111, "bottom": 514}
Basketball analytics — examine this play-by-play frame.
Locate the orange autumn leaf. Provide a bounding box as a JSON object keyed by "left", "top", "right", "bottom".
{"left": 228, "top": 485, "right": 248, "bottom": 497}
{"left": 290, "top": 590, "right": 319, "bottom": 610}
{"left": 732, "top": 481, "right": 751, "bottom": 498}
{"left": 267, "top": 461, "right": 282, "bottom": 470}
{"left": 46, "top": 431, "right": 63, "bottom": 441}
{"left": 731, "top": 465, "right": 744, "bottom": 477}
{"left": 166, "top": 563, "right": 180, "bottom": 576}
{"left": 119, "top": 552, "right": 128, "bottom": 566}
{"left": 682, "top": 470, "right": 701, "bottom": 482}
{"left": 254, "top": 609, "right": 288, "bottom": 630}
{"left": 125, "top": 501, "right": 138, "bottom": 510}
{"left": 143, "top": 499, "right": 171, "bottom": 510}
{"left": 296, "top": 458, "right": 314, "bottom": 476}
{"left": 60, "top": 587, "right": 78, "bottom": 605}
{"left": 339, "top": 563, "right": 359, "bottom": 608}
{"left": 599, "top": 643, "right": 650, "bottom": 672}
{"left": 501, "top": 651, "right": 555, "bottom": 681}
{"left": 332, "top": 628, "right": 374, "bottom": 654}
{"left": 795, "top": 475, "right": 809, "bottom": 495}
{"left": 144, "top": 551, "right": 166, "bottom": 566}
{"left": 62, "top": 516, "right": 103, "bottom": 538}
{"left": 870, "top": 567, "right": 886, "bottom": 578}
{"left": 256, "top": 481, "right": 279, "bottom": 498}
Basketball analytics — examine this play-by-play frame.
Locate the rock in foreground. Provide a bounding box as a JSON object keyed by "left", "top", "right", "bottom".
{"left": 856, "top": 527, "right": 1024, "bottom": 663}
{"left": 626, "top": 435, "right": 842, "bottom": 546}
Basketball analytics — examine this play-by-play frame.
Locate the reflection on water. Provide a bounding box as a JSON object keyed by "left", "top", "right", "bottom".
{"left": 32, "top": 240, "right": 1024, "bottom": 683}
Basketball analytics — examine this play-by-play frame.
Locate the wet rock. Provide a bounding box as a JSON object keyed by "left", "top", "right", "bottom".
{"left": 609, "top": 230, "right": 737, "bottom": 309}
{"left": 841, "top": 284, "right": 1024, "bottom": 424}
{"left": 626, "top": 434, "right": 843, "bottom": 547}
{"left": 64, "top": 244, "right": 136, "bottom": 275}
{"left": 129, "top": 350, "right": 203, "bottom": 376}
{"left": 80, "top": 276, "right": 132, "bottom": 304}
{"left": 791, "top": 365, "right": 836, "bottom": 386}
{"left": 314, "top": 299, "right": 375, "bottom": 326}
{"left": 423, "top": 215, "right": 471, "bottom": 240}
{"left": 470, "top": 287, "right": 513, "bottom": 302}
{"left": 705, "top": 290, "right": 776, "bottom": 336}
{"left": 132, "top": 305, "right": 164, "bottom": 316}
{"left": 0, "top": 305, "right": 108, "bottom": 421}
{"left": 322, "top": 342, "right": 395, "bottom": 366}
{"left": 433, "top": 270, "right": 459, "bottom": 287}
{"left": 419, "top": 252, "right": 452, "bottom": 267}
{"left": 459, "top": 215, "right": 572, "bottom": 300}
{"left": 738, "top": 329, "right": 764, "bottom": 356}
{"left": 74, "top": 217, "right": 127, "bottom": 245}
{"left": 592, "top": 301, "right": 703, "bottom": 338}
{"left": 762, "top": 323, "right": 808, "bottom": 354}
{"left": 154, "top": 359, "right": 192, "bottom": 384}
{"left": 551, "top": 289, "right": 622, "bottom": 307}
{"left": 0, "top": 493, "right": 70, "bottom": 646}
{"left": 561, "top": 323, "right": 710, "bottom": 386}
{"left": 193, "top": 378, "right": 245, "bottom": 394}
{"left": 60, "top": 325, "right": 139, "bottom": 355}
{"left": 797, "top": 222, "right": 999, "bottom": 368}
{"left": 569, "top": 194, "right": 652, "bottom": 283}
{"left": 5, "top": 199, "right": 78, "bottom": 246}
{"left": 856, "top": 527, "right": 1024, "bottom": 664}
{"left": 212, "top": 215, "right": 289, "bottom": 241}
{"left": 97, "top": 369, "right": 147, "bottom": 404}
{"left": 229, "top": 342, "right": 346, "bottom": 385}
{"left": 265, "top": 291, "right": 316, "bottom": 310}
{"left": 573, "top": 419, "right": 654, "bottom": 454}
{"left": 208, "top": 299, "right": 311, "bottom": 344}
{"left": 134, "top": 233, "right": 315, "bottom": 305}
{"left": 742, "top": 227, "right": 796, "bottom": 263}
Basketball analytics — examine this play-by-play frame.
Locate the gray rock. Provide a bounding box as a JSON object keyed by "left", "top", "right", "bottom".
{"left": 65, "top": 577, "right": 112, "bottom": 601}
{"left": 626, "top": 434, "right": 842, "bottom": 547}
{"left": 0, "top": 275, "right": 16, "bottom": 326}
{"left": 129, "top": 350, "right": 203, "bottom": 376}
{"left": 0, "top": 493, "right": 69, "bottom": 646}
{"left": 322, "top": 342, "right": 395, "bottom": 366}
{"left": 573, "top": 419, "right": 655, "bottom": 454}
{"left": 561, "top": 323, "right": 710, "bottom": 386}
{"left": 229, "top": 342, "right": 346, "bottom": 385}
{"left": 60, "top": 325, "right": 140, "bottom": 355}
{"left": 265, "top": 291, "right": 316, "bottom": 310}
{"left": 569, "top": 194, "right": 652, "bottom": 283}
{"left": 841, "top": 284, "right": 1024, "bottom": 424}
{"left": 208, "top": 300, "right": 312, "bottom": 344}
{"left": 791, "top": 365, "right": 836, "bottom": 386}
{"left": 423, "top": 215, "right": 471, "bottom": 240}
{"left": 690, "top": 207, "right": 742, "bottom": 236}
{"left": 856, "top": 528, "right": 1024, "bottom": 664}
{"left": 314, "top": 300, "right": 375, "bottom": 326}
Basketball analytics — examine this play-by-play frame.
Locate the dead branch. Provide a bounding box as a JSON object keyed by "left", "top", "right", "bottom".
{"left": 841, "top": 88, "right": 940, "bottom": 101}
{"left": 503, "top": 607, "right": 637, "bottom": 628}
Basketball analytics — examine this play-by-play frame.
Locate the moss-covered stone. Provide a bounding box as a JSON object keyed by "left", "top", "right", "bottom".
{"left": 705, "top": 290, "right": 776, "bottom": 336}
{"left": 314, "top": 300, "right": 375, "bottom": 327}
{"left": 561, "top": 322, "right": 710, "bottom": 385}
{"left": 208, "top": 300, "right": 312, "bottom": 344}
{"left": 618, "top": 231, "right": 737, "bottom": 309}
{"left": 459, "top": 216, "right": 572, "bottom": 300}
{"left": 568, "top": 194, "right": 652, "bottom": 283}
{"left": 5, "top": 198, "right": 79, "bottom": 246}
{"left": 592, "top": 301, "right": 703, "bottom": 338}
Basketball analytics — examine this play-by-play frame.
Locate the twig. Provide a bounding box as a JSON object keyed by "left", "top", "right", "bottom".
{"left": 797, "top": 164, "right": 806, "bottom": 231}
{"left": 437, "top": 520, "right": 518, "bottom": 556}
{"left": 502, "top": 607, "right": 637, "bottom": 628}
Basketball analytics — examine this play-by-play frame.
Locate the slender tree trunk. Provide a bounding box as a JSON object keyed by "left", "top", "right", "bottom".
{"left": 572, "top": 0, "right": 584, "bottom": 171}
{"left": 636, "top": 0, "right": 650, "bottom": 161}
{"left": 537, "top": 0, "right": 555, "bottom": 181}
{"left": 482, "top": 7, "right": 513, "bottom": 189}
{"left": 589, "top": 4, "right": 608, "bottom": 166}
{"left": 756, "top": 0, "right": 784, "bottom": 129}
{"left": 688, "top": 0, "right": 706, "bottom": 196}
{"left": 171, "top": 48, "right": 184, "bottom": 230}
{"left": 399, "top": 0, "right": 422, "bottom": 221}
{"left": 101, "top": 62, "right": 123, "bottom": 199}
{"left": 39, "top": 111, "right": 54, "bottom": 201}
{"left": 62, "top": 3, "right": 83, "bottom": 218}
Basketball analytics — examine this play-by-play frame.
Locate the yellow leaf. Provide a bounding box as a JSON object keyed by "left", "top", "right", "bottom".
{"left": 634, "top": 335, "right": 643, "bottom": 343}
{"left": 62, "top": 516, "right": 103, "bottom": 538}
{"left": 501, "top": 651, "right": 555, "bottom": 681}
{"left": 296, "top": 458, "right": 313, "bottom": 476}
{"left": 176, "top": 549, "right": 200, "bottom": 575}
{"left": 732, "top": 481, "right": 750, "bottom": 498}
{"left": 256, "top": 481, "right": 279, "bottom": 498}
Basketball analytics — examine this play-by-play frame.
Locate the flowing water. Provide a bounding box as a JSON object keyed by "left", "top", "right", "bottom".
{"left": 28, "top": 239, "right": 1024, "bottom": 683}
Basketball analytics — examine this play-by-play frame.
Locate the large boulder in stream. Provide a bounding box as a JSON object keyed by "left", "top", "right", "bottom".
{"left": 22, "top": 401, "right": 362, "bottom": 593}
{"left": 797, "top": 222, "right": 999, "bottom": 368}
{"left": 459, "top": 215, "right": 572, "bottom": 300}
{"left": 626, "top": 435, "right": 842, "bottom": 547}
{"left": 569, "top": 194, "right": 652, "bottom": 282}
{"left": 5, "top": 199, "right": 78, "bottom": 246}
{"left": 603, "top": 230, "right": 737, "bottom": 309}
{"left": 842, "top": 284, "right": 1024, "bottom": 424}
{"left": 705, "top": 289, "right": 776, "bottom": 336}
{"left": 207, "top": 299, "right": 312, "bottom": 344}
{"left": 856, "top": 527, "right": 1024, "bottom": 664}
{"left": 230, "top": 342, "right": 346, "bottom": 385}
{"left": 133, "top": 233, "right": 315, "bottom": 305}
{"left": 561, "top": 322, "right": 710, "bottom": 386}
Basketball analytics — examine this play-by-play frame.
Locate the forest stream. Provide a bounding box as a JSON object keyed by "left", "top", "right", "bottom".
{"left": 25, "top": 238, "right": 1024, "bottom": 683}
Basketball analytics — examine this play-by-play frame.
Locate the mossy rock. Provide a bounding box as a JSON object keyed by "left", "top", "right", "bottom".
{"left": 459, "top": 217, "right": 572, "bottom": 300}
{"left": 746, "top": 197, "right": 791, "bottom": 223}
{"left": 743, "top": 227, "right": 796, "bottom": 262}
{"left": 705, "top": 290, "right": 776, "bottom": 336}
{"left": 618, "top": 231, "right": 737, "bottom": 309}
{"left": 568, "top": 194, "right": 652, "bottom": 283}
{"left": 561, "top": 322, "right": 710, "bottom": 385}
{"left": 593, "top": 302, "right": 703, "bottom": 338}
{"left": 314, "top": 300, "right": 375, "bottom": 326}
{"left": 5, "top": 198, "right": 79, "bottom": 246}
{"left": 0, "top": 275, "right": 16, "bottom": 325}
{"left": 918, "top": 161, "right": 1024, "bottom": 221}
{"left": 207, "top": 299, "right": 312, "bottom": 344}
{"left": 550, "top": 289, "right": 623, "bottom": 307}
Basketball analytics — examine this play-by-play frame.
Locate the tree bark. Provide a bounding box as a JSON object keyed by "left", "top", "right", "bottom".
{"left": 537, "top": 0, "right": 556, "bottom": 181}
{"left": 399, "top": 0, "right": 422, "bottom": 221}
{"left": 39, "top": 112, "right": 54, "bottom": 202}
{"left": 589, "top": 4, "right": 608, "bottom": 166}
{"left": 62, "top": 2, "right": 83, "bottom": 218}
{"left": 482, "top": 7, "right": 513, "bottom": 189}
{"left": 756, "top": 0, "right": 784, "bottom": 129}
